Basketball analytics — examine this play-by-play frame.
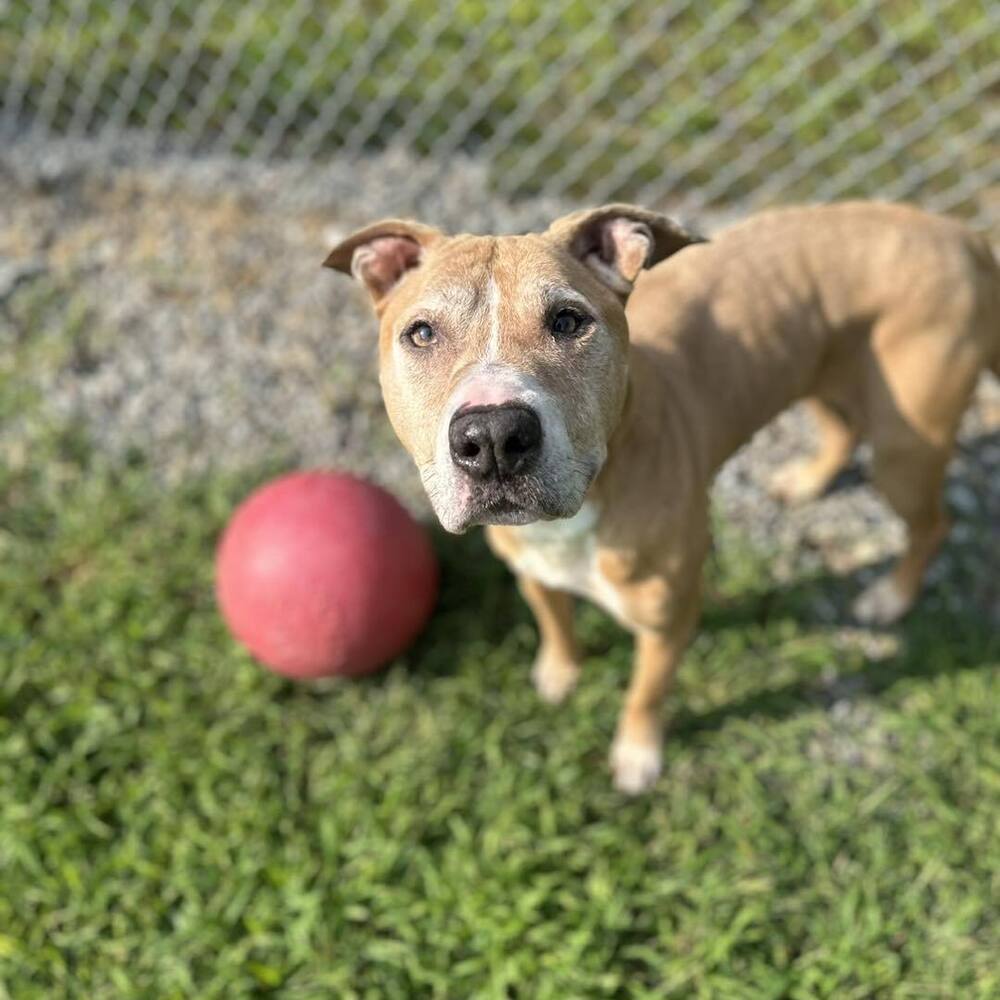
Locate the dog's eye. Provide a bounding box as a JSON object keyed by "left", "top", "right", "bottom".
{"left": 406, "top": 322, "right": 437, "bottom": 348}
{"left": 550, "top": 308, "right": 587, "bottom": 338}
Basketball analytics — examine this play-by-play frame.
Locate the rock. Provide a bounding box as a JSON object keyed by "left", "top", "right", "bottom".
{"left": 0, "top": 257, "right": 47, "bottom": 305}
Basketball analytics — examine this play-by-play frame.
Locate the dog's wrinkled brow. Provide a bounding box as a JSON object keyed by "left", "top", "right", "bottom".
{"left": 396, "top": 282, "right": 482, "bottom": 326}
{"left": 538, "top": 284, "right": 595, "bottom": 313}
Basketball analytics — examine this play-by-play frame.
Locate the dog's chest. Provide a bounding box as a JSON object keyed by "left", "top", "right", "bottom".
{"left": 507, "top": 504, "right": 626, "bottom": 620}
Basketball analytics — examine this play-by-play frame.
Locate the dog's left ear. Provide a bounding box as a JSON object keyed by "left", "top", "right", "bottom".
{"left": 547, "top": 203, "right": 703, "bottom": 297}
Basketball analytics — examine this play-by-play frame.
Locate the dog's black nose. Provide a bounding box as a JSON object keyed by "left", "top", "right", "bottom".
{"left": 449, "top": 404, "right": 542, "bottom": 481}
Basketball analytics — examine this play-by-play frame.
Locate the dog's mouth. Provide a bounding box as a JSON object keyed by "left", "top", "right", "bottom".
{"left": 424, "top": 451, "right": 603, "bottom": 534}
{"left": 452, "top": 461, "right": 601, "bottom": 531}
{"left": 463, "top": 477, "right": 551, "bottom": 527}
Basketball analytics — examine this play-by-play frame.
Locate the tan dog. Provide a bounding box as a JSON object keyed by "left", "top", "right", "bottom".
{"left": 326, "top": 201, "right": 1000, "bottom": 793}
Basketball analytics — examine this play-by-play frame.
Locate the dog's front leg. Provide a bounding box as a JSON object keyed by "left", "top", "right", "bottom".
{"left": 611, "top": 598, "right": 700, "bottom": 795}
{"left": 517, "top": 575, "right": 580, "bottom": 705}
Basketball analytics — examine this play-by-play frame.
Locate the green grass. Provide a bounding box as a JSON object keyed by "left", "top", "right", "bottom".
{"left": 3, "top": 0, "right": 997, "bottom": 208}
{"left": 1, "top": 425, "right": 998, "bottom": 998}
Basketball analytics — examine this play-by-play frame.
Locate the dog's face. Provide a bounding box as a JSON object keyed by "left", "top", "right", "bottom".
{"left": 326, "top": 205, "right": 698, "bottom": 532}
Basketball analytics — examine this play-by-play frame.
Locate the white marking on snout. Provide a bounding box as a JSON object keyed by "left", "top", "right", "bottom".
{"left": 449, "top": 366, "right": 529, "bottom": 411}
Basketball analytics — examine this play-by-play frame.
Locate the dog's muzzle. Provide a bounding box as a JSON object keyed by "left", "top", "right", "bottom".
{"left": 446, "top": 402, "right": 546, "bottom": 520}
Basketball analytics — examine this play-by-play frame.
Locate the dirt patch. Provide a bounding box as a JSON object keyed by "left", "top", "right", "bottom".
{"left": 2, "top": 138, "right": 997, "bottom": 618}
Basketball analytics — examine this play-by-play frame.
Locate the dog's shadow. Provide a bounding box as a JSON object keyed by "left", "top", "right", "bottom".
{"left": 404, "top": 526, "right": 536, "bottom": 673}
{"left": 407, "top": 422, "right": 998, "bottom": 733}
{"left": 681, "top": 563, "right": 996, "bottom": 738}
{"left": 409, "top": 523, "right": 996, "bottom": 736}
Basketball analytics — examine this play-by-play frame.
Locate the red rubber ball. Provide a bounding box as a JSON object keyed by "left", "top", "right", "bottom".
{"left": 215, "top": 471, "right": 438, "bottom": 679}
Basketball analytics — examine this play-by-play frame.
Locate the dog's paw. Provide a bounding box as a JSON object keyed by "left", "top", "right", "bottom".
{"left": 531, "top": 652, "right": 580, "bottom": 705}
{"left": 768, "top": 460, "right": 824, "bottom": 505}
{"left": 852, "top": 574, "right": 910, "bottom": 626}
{"left": 610, "top": 738, "right": 662, "bottom": 795}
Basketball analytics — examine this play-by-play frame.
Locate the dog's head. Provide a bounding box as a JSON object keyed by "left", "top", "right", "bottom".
{"left": 325, "top": 205, "right": 699, "bottom": 533}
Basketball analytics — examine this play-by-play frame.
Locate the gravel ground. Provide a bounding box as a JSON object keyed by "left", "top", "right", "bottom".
{"left": 2, "top": 137, "right": 997, "bottom": 619}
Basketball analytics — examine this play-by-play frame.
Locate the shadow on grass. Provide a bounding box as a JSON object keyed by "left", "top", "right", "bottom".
{"left": 289, "top": 421, "right": 998, "bottom": 713}
{"left": 681, "top": 578, "right": 997, "bottom": 739}
{"left": 276, "top": 527, "right": 534, "bottom": 702}
{"left": 397, "top": 526, "right": 535, "bottom": 679}
{"left": 405, "top": 521, "right": 998, "bottom": 736}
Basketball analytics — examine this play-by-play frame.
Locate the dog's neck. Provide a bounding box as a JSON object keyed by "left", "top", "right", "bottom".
{"left": 595, "top": 316, "right": 812, "bottom": 526}
{"left": 586, "top": 345, "right": 707, "bottom": 539}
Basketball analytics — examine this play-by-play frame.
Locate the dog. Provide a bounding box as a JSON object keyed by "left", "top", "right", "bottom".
{"left": 325, "top": 201, "right": 1000, "bottom": 793}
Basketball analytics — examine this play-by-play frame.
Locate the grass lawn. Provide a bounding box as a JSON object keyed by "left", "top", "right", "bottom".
{"left": 1, "top": 427, "right": 997, "bottom": 998}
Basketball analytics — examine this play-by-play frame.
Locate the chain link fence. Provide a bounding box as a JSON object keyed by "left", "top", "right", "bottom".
{"left": 2, "top": 0, "right": 999, "bottom": 227}
{"left": 1, "top": 0, "right": 999, "bottom": 581}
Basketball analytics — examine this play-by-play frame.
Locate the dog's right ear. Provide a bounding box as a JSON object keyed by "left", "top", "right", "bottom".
{"left": 324, "top": 220, "right": 444, "bottom": 311}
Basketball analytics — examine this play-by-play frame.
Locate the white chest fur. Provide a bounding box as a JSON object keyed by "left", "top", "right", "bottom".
{"left": 507, "top": 502, "right": 626, "bottom": 622}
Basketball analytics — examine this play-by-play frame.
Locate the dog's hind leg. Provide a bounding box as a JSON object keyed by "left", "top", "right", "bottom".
{"left": 852, "top": 331, "right": 980, "bottom": 625}
{"left": 852, "top": 439, "right": 951, "bottom": 626}
{"left": 770, "top": 398, "right": 859, "bottom": 504}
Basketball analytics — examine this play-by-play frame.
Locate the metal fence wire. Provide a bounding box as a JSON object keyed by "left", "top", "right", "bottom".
{"left": 2, "top": 1, "right": 999, "bottom": 226}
